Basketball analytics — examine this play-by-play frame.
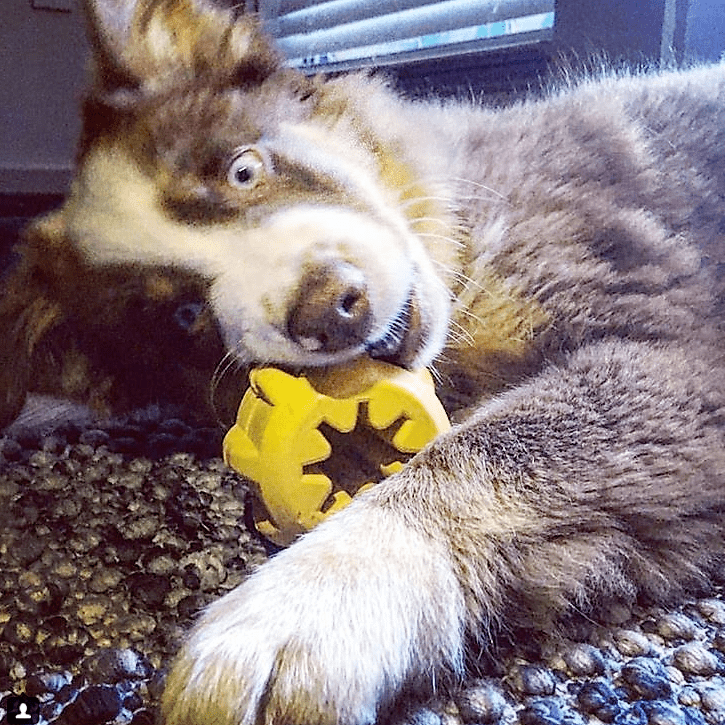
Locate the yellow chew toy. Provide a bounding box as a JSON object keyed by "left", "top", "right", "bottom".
{"left": 223, "top": 359, "right": 450, "bottom": 547}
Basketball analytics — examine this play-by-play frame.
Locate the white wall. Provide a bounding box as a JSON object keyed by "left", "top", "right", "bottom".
{"left": 0, "top": 0, "right": 89, "bottom": 194}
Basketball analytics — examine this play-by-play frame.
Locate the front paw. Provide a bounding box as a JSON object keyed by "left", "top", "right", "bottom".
{"left": 161, "top": 502, "right": 465, "bottom": 725}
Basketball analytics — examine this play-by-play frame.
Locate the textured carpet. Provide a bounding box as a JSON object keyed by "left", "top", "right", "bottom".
{"left": 2, "top": 416, "right": 725, "bottom": 725}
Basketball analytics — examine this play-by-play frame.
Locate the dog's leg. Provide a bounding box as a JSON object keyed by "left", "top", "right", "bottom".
{"left": 163, "top": 502, "right": 466, "bottom": 725}
{"left": 162, "top": 339, "right": 725, "bottom": 725}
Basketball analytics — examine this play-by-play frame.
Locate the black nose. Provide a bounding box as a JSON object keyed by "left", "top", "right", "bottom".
{"left": 287, "top": 262, "right": 372, "bottom": 354}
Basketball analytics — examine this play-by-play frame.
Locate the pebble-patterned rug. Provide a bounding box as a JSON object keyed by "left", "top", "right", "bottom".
{"left": 2, "top": 416, "right": 725, "bottom": 725}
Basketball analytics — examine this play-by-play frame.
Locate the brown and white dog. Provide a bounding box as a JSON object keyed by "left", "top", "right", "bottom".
{"left": 2, "top": 0, "right": 725, "bottom": 723}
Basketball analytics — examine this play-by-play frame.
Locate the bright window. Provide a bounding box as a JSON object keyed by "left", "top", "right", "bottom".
{"left": 258, "top": 0, "right": 556, "bottom": 72}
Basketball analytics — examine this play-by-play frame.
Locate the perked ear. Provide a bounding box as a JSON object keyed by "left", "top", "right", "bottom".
{"left": 83, "top": 0, "right": 283, "bottom": 101}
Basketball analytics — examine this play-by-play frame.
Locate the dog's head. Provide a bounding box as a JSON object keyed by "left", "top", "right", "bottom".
{"left": 1, "top": 211, "right": 246, "bottom": 428}
{"left": 2, "top": 0, "right": 458, "bottom": 428}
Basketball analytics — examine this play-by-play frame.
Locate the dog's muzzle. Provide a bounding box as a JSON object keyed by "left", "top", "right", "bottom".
{"left": 287, "top": 261, "right": 373, "bottom": 355}
{"left": 285, "top": 260, "right": 424, "bottom": 368}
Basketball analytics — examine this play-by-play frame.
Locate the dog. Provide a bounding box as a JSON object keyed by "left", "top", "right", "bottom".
{"left": 2, "top": 0, "right": 725, "bottom": 723}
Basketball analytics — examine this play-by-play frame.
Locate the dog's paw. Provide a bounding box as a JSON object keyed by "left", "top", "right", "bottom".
{"left": 161, "top": 500, "right": 465, "bottom": 725}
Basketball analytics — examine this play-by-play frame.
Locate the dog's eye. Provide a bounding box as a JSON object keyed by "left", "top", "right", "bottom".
{"left": 174, "top": 301, "right": 205, "bottom": 331}
{"left": 227, "top": 148, "right": 265, "bottom": 190}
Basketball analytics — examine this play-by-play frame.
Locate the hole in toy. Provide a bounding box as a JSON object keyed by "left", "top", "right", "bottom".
{"left": 244, "top": 491, "right": 284, "bottom": 555}
{"left": 304, "top": 402, "right": 412, "bottom": 513}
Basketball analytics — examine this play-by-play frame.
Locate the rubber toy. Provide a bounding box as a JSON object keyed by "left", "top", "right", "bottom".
{"left": 223, "top": 358, "right": 450, "bottom": 547}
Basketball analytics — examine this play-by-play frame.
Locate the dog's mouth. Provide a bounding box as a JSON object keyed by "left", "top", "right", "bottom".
{"left": 366, "top": 295, "right": 425, "bottom": 368}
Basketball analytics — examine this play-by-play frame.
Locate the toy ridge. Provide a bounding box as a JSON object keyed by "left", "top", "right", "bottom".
{"left": 223, "top": 358, "right": 450, "bottom": 547}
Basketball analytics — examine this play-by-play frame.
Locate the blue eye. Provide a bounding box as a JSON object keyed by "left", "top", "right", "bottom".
{"left": 228, "top": 148, "right": 265, "bottom": 189}
{"left": 174, "top": 301, "right": 205, "bottom": 330}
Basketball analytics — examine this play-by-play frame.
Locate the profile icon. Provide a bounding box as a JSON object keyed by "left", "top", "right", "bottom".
{"left": 5, "top": 694, "right": 40, "bottom": 725}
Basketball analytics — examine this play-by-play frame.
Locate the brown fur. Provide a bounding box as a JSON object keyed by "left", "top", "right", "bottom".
{"left": 2, "top": 0, "right": 725, "bottom": 723}
{"left": 1, "top": 212, "right": 244, "bottom": 426}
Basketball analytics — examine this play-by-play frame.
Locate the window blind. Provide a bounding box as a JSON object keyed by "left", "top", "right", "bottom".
{"left": 258, "top": 0, "right": 555, "bottom": 72}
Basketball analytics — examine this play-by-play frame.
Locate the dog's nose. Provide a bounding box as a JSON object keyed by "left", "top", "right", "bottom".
{"left": 287, "top": 262, "right": 372, "bottom": 354}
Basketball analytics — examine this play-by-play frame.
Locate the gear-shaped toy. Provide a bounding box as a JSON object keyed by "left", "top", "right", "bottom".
{"left": 223, "top": 359, "right": 450, "bottom": 547}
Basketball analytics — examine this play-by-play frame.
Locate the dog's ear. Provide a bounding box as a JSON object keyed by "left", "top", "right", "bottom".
{"left": 0, "top": 213, "right": 68, "bottom": 429}
{"left": 83, "top": 0, "right": 283, "bottom": 102}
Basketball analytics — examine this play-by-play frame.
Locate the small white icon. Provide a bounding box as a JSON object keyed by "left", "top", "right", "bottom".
{"left": 14, "top": 703, "right": 31, "bottom": 720}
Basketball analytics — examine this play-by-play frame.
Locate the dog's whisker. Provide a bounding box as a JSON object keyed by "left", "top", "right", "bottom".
{"left": 395, "top": 171, "right": 510, "bottom": 203}
{"left": 397, "top": 195, "right": 455, "bottom": 209}
{"left": 408, "top": 214, "right": 470, "bottom": 239}
{"left": 430, "top": 260, "right": 481, "bottom": 289}
{"left": 211, "top": 350, "right": 239, "bottom": 392}
{"left": 449, "top": 177, "right": 511, "bottom": 203}
{"left": 399, "top": 191, "right": 506, "bottom": 210}
{"left": 446, "top": 319, "right": 476, "bottom": 347}
{"left": 451, "top": 305, "right": 486, "bottom": 330}
{"left": 415, "top": 230, "right": 467, "bottom": 249}
{"left": 406, "top": 213, "right": 456, "bottom": 227}
{"left": 426, "top": 360, "right": 450, "bottom": 388}
{"left": 209, "top": 350, "right": 246, "bottom": 427}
